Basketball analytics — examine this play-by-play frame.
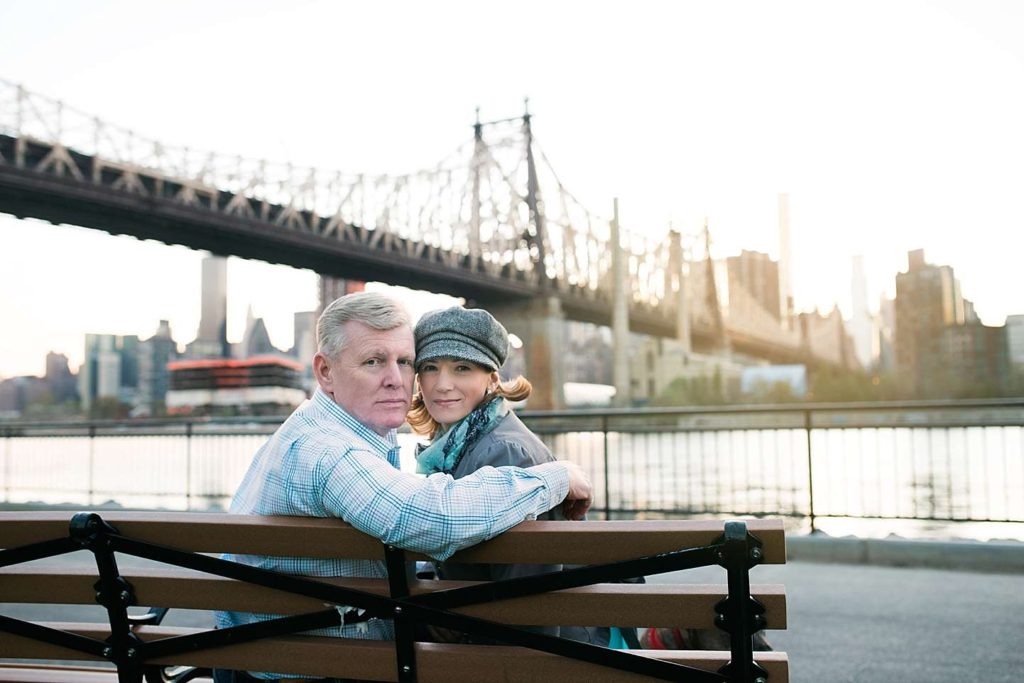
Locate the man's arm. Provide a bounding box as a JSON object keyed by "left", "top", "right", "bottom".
{"left": 318, "top": 451, "right": 585, "bottom": 560}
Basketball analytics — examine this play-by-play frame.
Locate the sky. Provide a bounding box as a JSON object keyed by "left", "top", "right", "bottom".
{"left": 1, "top": 0, "right": 1023, "bottom": 378}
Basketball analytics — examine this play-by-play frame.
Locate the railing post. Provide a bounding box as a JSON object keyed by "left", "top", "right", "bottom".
{"left": 3, "top": 424, "right": 11, "bottom": 503}
{"left": 602, "top": 415, "right": 611, "bottom": 520}
{"left": 14, "top": 85, "right": 26, "bottom": 168}
{"left": 804, "top": 409, "right": 816, "bottom": 533}
{"left": 88, "top": 425, "right": 96, "bottom": 506}
{"left": 185, "top": 422, "right": 193, "bottom": 511}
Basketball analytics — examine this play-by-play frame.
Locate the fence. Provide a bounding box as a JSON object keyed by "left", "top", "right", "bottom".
{"left": 520, "top": 398, "right": 1024, "bottom": 532}
{"left": 2, "top": 399, "right": 1023, "bottom": 533}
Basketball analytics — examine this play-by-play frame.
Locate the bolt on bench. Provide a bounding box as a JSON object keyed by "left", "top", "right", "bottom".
{"left": 0, "top": 512, "right": 788, "bottom": 682}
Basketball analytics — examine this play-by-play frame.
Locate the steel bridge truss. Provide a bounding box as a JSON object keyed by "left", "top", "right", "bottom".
{"left": 0, "top": 79, "right": 690, "bottom": 312}
{"left": 0, "top": 78, "right": 827, "bottom": 362}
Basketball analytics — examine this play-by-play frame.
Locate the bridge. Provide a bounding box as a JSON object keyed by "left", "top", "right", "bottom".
{"left": 0, "top": 78, "right": 849, "bottom": 406}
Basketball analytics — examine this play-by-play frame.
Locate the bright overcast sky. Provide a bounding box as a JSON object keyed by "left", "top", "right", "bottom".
{"left": 1, "top": 0, "right": 1023, "bottom": 377}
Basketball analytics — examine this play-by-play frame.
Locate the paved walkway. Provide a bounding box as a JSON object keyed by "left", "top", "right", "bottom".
{"left": 3, "top": 553, "right": 1023, "bottom": 682}
{"left": 656, "top": 560, "right": 1024, "bottom": 683}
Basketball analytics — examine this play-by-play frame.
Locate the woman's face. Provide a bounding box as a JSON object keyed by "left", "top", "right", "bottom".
{"left": 417, "top": 358, "right": 498, "bottom": 427}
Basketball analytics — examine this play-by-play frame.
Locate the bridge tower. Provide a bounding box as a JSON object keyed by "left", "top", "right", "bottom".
{"left": 522, "top": 99, "right": 548, "bottom": 276}
{"left": 669, "top": 227, "right": 692, "bottom": 353}
{"left": 702, "top": 218, "right": 728, "bottom": 352}
{"left": 610, "top": 199, "right": 630, "bottom": 406}
{"left": 469, "top": 108, "right": 485, "bottom": 269}
{"left": 483, "top": 102, "right": 567, "bottom": 409}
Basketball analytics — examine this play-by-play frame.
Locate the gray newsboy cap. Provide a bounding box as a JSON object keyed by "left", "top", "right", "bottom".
{"left": 414, "top": 306, "right": 509, "bottom": 371}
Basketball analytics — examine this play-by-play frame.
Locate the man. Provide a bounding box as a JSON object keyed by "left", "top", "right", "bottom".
{"left": 215, "top": 292, "right": 592, "bottom": 682}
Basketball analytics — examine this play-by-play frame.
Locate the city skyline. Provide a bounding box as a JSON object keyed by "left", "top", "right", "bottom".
{"left": 0, "top": 227, "right": 1001, "bottom": 381}
{"left": 2, "top": 1, "right": 1023, "bottom": 377}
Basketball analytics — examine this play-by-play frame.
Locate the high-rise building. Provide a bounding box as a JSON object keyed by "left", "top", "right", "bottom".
{"left": 78, "top": 334, "right": 140, "bottom": 412}
{"left": 1008, "top": 314, "right": 1024, "bottom": 367}
{"left": 725, "top": 250, "right": 781, "bottom": 321}
{"left": 292, "top": 310, "right": 317, "bottom": 390}
{"left": 241, "top": 318, "right": 277, "bottom": 357}
{"left": 235, "top": 306, "right": 286, "bottom": 360}
{"left": 777, "top": 193, "right": 794, "bottom": 325}
{"left": 849, "top": 255, "right": 873, "bottom": 369}
{"left": 876, "top": 296, "right": 896, "bottom": 373}
{"left": 79, "top": 334, "right": 114, "bottom": 412}
{"left": 44, "top": 351, "right": 77, "bottom": 404}
{"left": 798, "top": 307, "right": 857, "bottom": 369}
{"left": 318, "top": 275, "right": 365, "bottom": 316}
{"left": 894, "top": 249, "right": 966, "bottom": 392}
{"left": 936, "top": 323, "right": 1010, "bottom": 394}
{"left": 136, "top": 320, "right": 178, "bottom": 415}
{"left": 188, "top": 254, "right": 229, "bottom": 358}
{"left": 293, "top": 311, "right": 316, "bottom": 359}
{"left": 198, "top": 255, "right": 228, "bottom": 341}
{"left": 0, "top": 375, "right": 50, "bottom": 417}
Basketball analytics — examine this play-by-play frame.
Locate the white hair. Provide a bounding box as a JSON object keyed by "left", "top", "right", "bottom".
{"left": 317, "top": 291, "right": 410, "bottom": 358}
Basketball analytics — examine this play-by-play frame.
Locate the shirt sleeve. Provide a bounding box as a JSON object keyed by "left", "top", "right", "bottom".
{"left": 316, "top": 449, "right": 570, "bottom": 561}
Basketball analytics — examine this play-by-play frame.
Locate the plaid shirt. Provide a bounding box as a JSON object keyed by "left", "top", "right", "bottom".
{"left": 215, "top": 388, "right": 568, "bottom": 648}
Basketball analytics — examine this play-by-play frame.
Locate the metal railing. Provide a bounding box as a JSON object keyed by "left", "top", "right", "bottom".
{"left": 521, "top": 398, "right": 1024, "bottom": 531}
{"left": 2, "top": 399, "right": 1023, "bottom": 531}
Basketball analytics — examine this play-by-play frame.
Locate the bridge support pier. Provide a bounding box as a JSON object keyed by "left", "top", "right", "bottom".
{"left": 611, "top": 199, "right": 630, "bottom": 407}
{"left": 669, "top": 230, "right": 692, "bottom": 354}
{"left": 488, "top": 295, "right": 566, "bottom": 410}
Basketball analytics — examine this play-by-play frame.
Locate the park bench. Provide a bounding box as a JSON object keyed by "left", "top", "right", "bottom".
{"left": 0, "top": 511, "right": 788, "bottom": 682}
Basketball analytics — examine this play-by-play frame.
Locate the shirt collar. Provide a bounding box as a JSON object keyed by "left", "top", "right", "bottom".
{"left": 312, "top": 388, "right": 399, "bottom": 455}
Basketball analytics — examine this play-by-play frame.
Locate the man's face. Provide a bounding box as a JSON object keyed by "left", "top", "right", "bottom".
{"left": 314, "top": 321, "right": 415, "bottom": 436}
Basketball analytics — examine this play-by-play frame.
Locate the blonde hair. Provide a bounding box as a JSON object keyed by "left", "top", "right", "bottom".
{"left": 408, "top": 374, "right": 532, "bottom": 439}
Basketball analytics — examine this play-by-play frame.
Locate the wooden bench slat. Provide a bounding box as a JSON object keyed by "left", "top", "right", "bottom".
{"left": 0, "top": 567, "right": 787, "bottom": 629}
{"left": 0, "top": 624, "right": 789, "bottom": 683}
{"left": 0, "top": 513, "right": 786, "bottom": 564}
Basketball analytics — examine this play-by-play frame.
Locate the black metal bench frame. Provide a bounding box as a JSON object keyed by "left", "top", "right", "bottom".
{"left": 0, "top": 513, "right": 771, "bottom": 683}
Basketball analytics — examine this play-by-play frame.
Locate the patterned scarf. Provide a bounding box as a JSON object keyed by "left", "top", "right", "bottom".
{"left": 416, "top": 397, "right": 510, "bottom": 475}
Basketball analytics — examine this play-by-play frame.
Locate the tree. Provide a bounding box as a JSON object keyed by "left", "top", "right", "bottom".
{"left": 653, "top": 368, "right": 727, "bottom": 406}
{"left": 89, "top": 397, "right": 130, "bottom": 420}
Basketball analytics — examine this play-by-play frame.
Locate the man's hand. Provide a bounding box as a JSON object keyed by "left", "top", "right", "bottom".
{"left": 561, "top": 461, "right": 593, "bottom": 520}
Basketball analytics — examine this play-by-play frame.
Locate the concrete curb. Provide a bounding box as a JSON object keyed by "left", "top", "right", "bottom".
{"left": 787, "top": 534, "right": 1024, "bottom": 573}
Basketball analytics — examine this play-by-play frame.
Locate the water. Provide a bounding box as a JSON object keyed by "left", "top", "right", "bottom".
{"left": 2, "top": 424, "right": 1022, "bottom": 542}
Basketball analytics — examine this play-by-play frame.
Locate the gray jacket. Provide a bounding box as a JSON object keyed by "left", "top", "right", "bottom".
{"left": 435, "top": 411, "right": 563, "bottom": 638}
{"left": 449, "top": 410, "right": 558, "bottom": 481}
{"left": 440, "top": 410, "right": 563, "bottom": 585}
{"left": 433, "top": 410, "right": 608, "bottom": 646}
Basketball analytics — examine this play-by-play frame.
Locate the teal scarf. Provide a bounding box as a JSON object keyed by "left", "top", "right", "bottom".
{"left": 416, "top": 397, "right": 510, "bottom": 475}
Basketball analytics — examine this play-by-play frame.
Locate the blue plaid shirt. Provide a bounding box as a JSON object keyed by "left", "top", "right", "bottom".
{"left": 215, "top": 388, "right": 568, "bottom": 649}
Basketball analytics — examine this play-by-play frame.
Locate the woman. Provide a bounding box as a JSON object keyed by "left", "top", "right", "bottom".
{"left": 409, "top": 305, "right": 548, "bottom": 489}
{"left": 408, "top": 305, "right": 607, "bottom": 644}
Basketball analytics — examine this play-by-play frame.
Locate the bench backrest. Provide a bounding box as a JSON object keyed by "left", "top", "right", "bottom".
{"left": 0, "top": 512, "right": 789, "bottom": 682}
